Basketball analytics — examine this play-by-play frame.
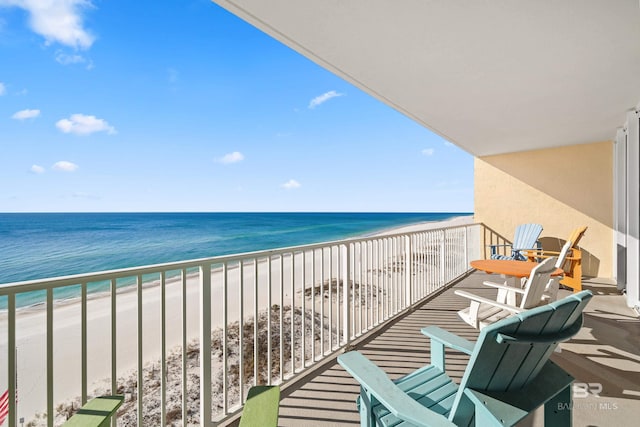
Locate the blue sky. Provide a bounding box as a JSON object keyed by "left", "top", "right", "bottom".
{"left": 0, "top": 0, "right": 473, "bottom": 213}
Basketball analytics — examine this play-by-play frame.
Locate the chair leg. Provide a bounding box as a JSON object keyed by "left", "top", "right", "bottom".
{"left": 359, "top": 390, "right": 376, "bottom": 427}
{"left": 544, "top": 384, "right": 572, "bottom": 426}
{"left": 544, "top": 278, "right": 560, "bottom": 302}
{"left": 573, "top": 257, "right": 582, "bottom": 291}
{"left": 560, "top": 250, "right": 583, "bottom": 292}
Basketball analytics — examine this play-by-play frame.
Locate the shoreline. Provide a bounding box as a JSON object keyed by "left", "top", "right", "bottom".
{"left": 0, "top": 215, "right": 474, "bottom": 422}
{"left": 0, "top": 212, "right": 473, "bottom": 288}
{"left": 370, "top": 214, "right": 473, "bottom": 236}
{"left": 0, "top": 214, "right": 474, "bottom": 315}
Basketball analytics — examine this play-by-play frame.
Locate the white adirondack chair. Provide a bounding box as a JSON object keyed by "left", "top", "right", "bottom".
{"left": 456, "top": 257, "right": 558, "bottom": 329}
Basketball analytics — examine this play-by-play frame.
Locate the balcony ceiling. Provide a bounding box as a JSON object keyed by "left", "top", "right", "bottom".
{"left": 212, "top": 0, "right": 640, "bottom": 156}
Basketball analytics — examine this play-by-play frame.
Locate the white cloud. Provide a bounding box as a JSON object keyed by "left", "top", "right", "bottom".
{"left": 56, "top": 113, "right": 116, "bottom": 135}
{"left": 52, "top": 160, "right": 79, "bottom": 172}
{"left": 55, "top": 52, "right": 94, "bottom": 69}
{"left": 0, "top": 82, "right": 5, "bottom": 95}
{"left": 282, "top": 179, "right": 301, "bottom": 190}
{"left": 0, "top": 0, "right": 95, "bottom": 49}
{"left": 422, "top": 148, "right": 435, "bottom": 156}
{"left": 12, "top": 109, "right": 40, "bottom": 120}
{"left": 217, "top": 151, "right": 244, "bottom": 164}
{"left": 308, "top": 90, "right": 344, "bottom": 109}
{"left": 55, "top": 52, "right": 84, "bottom": 64}
{"left": 30, "top": 164, "right": 45, "bottom": 174}
{"left": 444, "top": 141, "right": 454, "bottom": 147}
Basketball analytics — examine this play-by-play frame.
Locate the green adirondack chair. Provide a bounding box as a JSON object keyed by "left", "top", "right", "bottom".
{"left": 338, "top": 290, "right": 592, "bottom": 427}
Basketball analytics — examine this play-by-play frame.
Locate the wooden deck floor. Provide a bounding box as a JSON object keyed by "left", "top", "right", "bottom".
{"left": 235, "top": 270, "right": 640, "bottom": 426}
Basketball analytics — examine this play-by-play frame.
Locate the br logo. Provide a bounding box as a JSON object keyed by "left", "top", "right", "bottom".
{"left": 573, "top": 382, "right": 602, "bottom": 398}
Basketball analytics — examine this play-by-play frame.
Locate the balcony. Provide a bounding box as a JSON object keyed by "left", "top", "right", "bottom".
{"left": 1, "top": 221, "right": 638, "bottom": 426}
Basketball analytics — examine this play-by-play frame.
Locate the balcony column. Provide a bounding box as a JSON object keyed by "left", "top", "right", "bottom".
{"left": 626, "top": 109, "right": 639, "bottom": 311}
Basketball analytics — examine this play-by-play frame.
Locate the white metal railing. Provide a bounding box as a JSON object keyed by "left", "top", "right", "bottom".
{"left": 0, "top": 222, "right": 481, "bottom": 426}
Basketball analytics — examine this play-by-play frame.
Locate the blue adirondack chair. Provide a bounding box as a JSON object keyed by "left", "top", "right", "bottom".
{"left": 490, "top": 223, "right": 543, "bottom": 260}
{"left": 338, "top": 290, "right": 592, "bottom": 427}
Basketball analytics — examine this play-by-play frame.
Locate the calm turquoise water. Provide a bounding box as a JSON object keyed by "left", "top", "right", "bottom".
{"left": 0, "top": 212, "right": 471, "bottom": 308}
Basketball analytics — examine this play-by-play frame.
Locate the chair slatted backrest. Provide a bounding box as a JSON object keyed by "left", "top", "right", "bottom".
{"left": 512, "top": 223, "right": 543, "bottom": 251}
{"left": 519, "top": 257, "right": 557, "bottom": 309}
{"left": 449, "top": 290, "right": 592, "bottom": 426}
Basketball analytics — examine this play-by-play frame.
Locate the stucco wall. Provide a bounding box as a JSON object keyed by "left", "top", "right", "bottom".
{"left": 474, "top": 141, "right": 614, "bottom": 278}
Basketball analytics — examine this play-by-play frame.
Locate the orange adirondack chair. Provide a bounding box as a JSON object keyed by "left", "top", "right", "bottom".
{"left": 525, "top": 226, "right": 587, "bottom": 292}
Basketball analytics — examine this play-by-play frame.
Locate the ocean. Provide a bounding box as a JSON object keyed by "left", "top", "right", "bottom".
{"left": 0, "top": 212, "right": 471, "bottom": 307}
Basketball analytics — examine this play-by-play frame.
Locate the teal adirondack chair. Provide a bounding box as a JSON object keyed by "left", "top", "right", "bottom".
{"left": 338, "top": 290, "right": 592, "bottom": 427}
{"left": 490, "top": 223, "right": 543, "bottom": 261}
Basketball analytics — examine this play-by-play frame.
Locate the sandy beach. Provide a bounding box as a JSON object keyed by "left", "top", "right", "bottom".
{"left": 0, "top": 215, "right": 473, "bottom": 424}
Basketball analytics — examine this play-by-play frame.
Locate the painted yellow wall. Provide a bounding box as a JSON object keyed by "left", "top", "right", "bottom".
{"left": 474, "top": 141, "right": 614, "bottom": 278}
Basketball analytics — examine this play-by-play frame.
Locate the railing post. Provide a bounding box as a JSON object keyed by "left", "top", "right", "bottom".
{"left": 200, "top": 263, "right": 213, "bottom": 427}
{"left": 81, "top": 283, "right": 88, "bottom": 406}
{"left": 111, "top": 278, "right": 118, "bottom": 427}
{"left": 47, "top": 289, "right": 53, "bottom": 427}
{"left": 267, "top": 257, "right": 272, "bottom": 382}
{"left": 254, "top": 258, "right": 259, "bottom": 385}
{"left": 342, "top": 243, "right": 351, "bottom": 346}
{"left": 464, "top": 226, "right": 469, "bottom": 271}
{"left": 406, "top": 235, "right": 413, "bottom": 305}
{"left": 7, "top": 294, "right": 16, "bottom": 427}
{"left": 239, "top": 261, "right": 244, "bottom": 399}
{"left": 301, "top": 251, "right": 306, "bottom": 368}
{"left": 223, "top": 261, "right": 229, "bottom": 409}
{"left": 136, "top": 275, "right": 143, "bottom": 427}
{"left": 160, "top": 272, "right": 167, "bottom": 426}
{"left": 181, "top": 270, "right": 188, "bottom": 426}
{"left": 440, "top": 230, "right": 446, "bottom": 285}
{"left": 279, "top": 256, "right": 284, "bottom": 383}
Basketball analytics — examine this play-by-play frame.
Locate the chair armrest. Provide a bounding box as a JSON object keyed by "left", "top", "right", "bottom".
{"left": 482, "top": 281, "right": 525, "bottom": 294}
{"left": 512, "top": 245, "right": 541, "bottom": 251}
{"left": 523, "top": 249, "right": 580, "bottom": 263}
{"left": 488, "top": 243, "right": 511, "bottom": 256}
{"left": 487, "top": 243, "right": 511, "bottom": 248}
{"left": 522, "top": 250, "right": 561, "bottom": 258}
{"left": 337, "top": 352, "right": 457, "bottom": 427}
{"left": 454, "top": 290, "right": 524, "bottom": 314}
{"left": 488, "top": 243, "right": 512, "bottom": 257}
{"left": 420, "top": 325, "right": 475, "bottom": 355}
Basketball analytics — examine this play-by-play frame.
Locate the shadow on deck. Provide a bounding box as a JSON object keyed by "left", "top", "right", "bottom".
{"left": 272, "top": 271, "right": 640, "bottom": 427}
